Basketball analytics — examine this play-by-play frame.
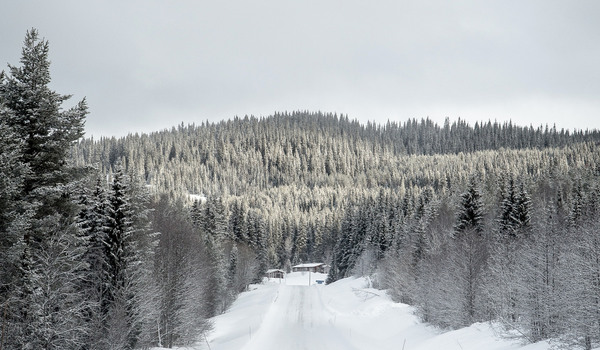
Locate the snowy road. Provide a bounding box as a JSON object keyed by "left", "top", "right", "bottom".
{"left": 173, "top": 272, "right": 553, "bottom": 350}
{"left": 243, "top": 285, "right": 356, "bottom": 350}
{"left": 245, "top": 285, "right": 370, "bottom": 350}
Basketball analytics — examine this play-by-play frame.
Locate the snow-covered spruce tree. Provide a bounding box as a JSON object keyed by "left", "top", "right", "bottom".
{"left": 486, "top": 174, "right": 531, "bottom": 329}
{"left": 102, "top": 166, "right": 159, "bottom": 350}
{"left": 486, "top": 175, "right": 553, "bottom": 343}
{"left": 365, "top": 190, "right": 393, "bottom": 262}
{"left": 329, "top": 205, "right": 364, "bottom": 282}
{"left": 229, "top": 200, "right": 249, "bottom": 243}
{"left": 0, "top": 29, "right": 86, "bottom": 198}
{"left": 292, "top": 220, "right": 308, "bottom": 264}
{"left": 376, "top": 192, "right": 416, "bottom": 302}
{"left": 75, "top": 178, "right": 112, "bottom": 347}
{"left": 450, "top": 175, "right": 488, "bottom": 326}
{"left": 193, "top": 197, "right": 230, "bottom": 316}
{"left": 104, "top": 167, "right": 130, "bottom": 310}
{"left": 498, "top": 175, "right": 516, "bottom": 236}
{"left": 454, "top": 175, "right": 485, "bottom": 235}
{"left": 498, "top": 175, "right": 531, "bottom": 239}
{"left": 514, "top": 181, "right": 532, "bottom": 232}
{"left": 248, "top": 211, "right": 269, "bottom": 283}
{"left": 127, "top": 172, "right": 161, "bottom": 347}
{"left": 568, "top": 179, "right": 585, "bottom": 228}
{"left": 0, "top": 29, "right": 89, "bottom": 349}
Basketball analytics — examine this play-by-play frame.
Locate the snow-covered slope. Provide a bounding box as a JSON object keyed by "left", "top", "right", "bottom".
{"left": 153, "top": 272, "right": 553, "bottom": 350}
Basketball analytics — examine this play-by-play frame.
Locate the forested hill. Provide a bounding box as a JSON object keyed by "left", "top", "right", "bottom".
{"left": 72, "top": 110, "right": 600, "bottom": 266}
{"left": 74, "top": 111, "right": 599, "bottom": 194}
{"left": 73, "top": 111, "right": 600, "bottom": 231}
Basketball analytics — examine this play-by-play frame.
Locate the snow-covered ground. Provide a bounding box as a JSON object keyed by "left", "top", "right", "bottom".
{"left": 153, "top": 272, "right": 554, "bottom": 350}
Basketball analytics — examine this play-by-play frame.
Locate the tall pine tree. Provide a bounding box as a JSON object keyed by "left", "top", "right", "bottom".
{"left": 0, "top": 29, "right": 89, "bottom": 350}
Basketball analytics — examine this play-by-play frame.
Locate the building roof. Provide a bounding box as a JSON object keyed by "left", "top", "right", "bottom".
{"left": 266, "top": 269, "right": 285, "bottom": 273}
{"left": 292, "top": 263, "right": 325, "bottom": 268}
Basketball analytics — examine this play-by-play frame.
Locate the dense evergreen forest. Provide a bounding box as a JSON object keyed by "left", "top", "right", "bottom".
{"left": 73, "top": 111, "right": 600, "bottom": 348}
{"left": 3, "top": 29, "right": 600, "bottom": 349}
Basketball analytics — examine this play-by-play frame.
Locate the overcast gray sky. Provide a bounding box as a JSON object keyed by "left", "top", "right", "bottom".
{"left": 2, "top": 1, "right": 599, "bottom": 137}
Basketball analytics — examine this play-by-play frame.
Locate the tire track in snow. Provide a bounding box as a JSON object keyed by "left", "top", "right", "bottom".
{"left": 241, "top": 285, "right": 357, "bottom": 350}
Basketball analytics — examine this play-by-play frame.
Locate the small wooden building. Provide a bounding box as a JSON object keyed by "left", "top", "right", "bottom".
{"left": 265, "top": 269, "right": 285, "bottom": 279}
{"left": 291, "top": 263, "right": 330, "bottom": 274}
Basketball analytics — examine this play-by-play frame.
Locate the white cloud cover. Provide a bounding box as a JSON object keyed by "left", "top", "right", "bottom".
{"left": 1, "top": 0, "right": 599, "bottom": 137}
